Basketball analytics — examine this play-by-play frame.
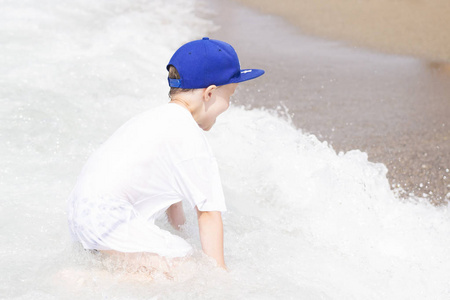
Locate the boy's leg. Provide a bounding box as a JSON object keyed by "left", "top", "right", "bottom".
{"left": 166, "top": 201, "right": 186, "bottom": 230}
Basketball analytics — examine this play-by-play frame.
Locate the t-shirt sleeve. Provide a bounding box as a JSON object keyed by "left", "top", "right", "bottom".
{"left": 172, "top": 156, "right": 226, "bottom": 212}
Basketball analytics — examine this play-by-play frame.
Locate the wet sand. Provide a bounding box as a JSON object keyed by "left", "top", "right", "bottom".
{"left": 207, "top": 0, "right": 450, "bottom": 203}
{"left": 235, "top": 0, "right": 450, "bottom": 63}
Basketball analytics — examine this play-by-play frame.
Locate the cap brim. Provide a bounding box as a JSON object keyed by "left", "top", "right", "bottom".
{"left": 229, "top": 69, "right": 265, "bottom": 84}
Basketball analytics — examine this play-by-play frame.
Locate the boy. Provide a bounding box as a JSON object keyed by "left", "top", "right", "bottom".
{"left": 67, "top": 37, "right": 264, "bottom": 269}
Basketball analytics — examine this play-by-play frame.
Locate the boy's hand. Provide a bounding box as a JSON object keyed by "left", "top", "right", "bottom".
{"left": 196, "top": 209, "right": 226, "bottom": 269}
{"left": 166, "top": 201, "right": 186, "bottom": 230}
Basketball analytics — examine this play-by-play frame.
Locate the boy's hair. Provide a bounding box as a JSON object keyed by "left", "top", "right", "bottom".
{"left": 168, "top": 66, "right": 194, "bottom": 98}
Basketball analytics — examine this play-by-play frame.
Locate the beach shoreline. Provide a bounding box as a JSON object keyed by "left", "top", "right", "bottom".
{"left": 207, "top": 0, "right": 450, "bottom": 203}
{"left": 235, "top": 0, "right": 450, "bottom": 63}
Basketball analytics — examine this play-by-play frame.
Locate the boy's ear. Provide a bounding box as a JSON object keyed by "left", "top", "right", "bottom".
{"left": 203, "top": 85, "right": 217, "bottom": 102}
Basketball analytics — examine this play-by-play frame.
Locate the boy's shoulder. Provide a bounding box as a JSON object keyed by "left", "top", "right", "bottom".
{"left": 129, "top": 103, "right": 190, "bottom": 127}
{"left": 130, "top": 103, "right": 202, "bottom": 140}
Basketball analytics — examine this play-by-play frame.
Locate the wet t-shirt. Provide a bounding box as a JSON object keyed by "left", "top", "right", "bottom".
{"left": 67, "top": 103, "right": 226, "bottom": 255}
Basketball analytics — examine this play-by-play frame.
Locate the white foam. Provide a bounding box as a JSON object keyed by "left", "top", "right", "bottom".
{"left": 1, "top": 0, "right": 449, "bottom": 299}
{"left": 210, "top": 107, "right": 450, "bottom": 299}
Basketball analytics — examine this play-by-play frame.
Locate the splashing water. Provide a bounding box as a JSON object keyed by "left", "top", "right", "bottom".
{"left": 1, "top": 0, "right": 449, "bottom": 299}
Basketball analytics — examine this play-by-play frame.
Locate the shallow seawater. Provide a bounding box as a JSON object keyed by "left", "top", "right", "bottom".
{"left": 1, "top": 0, "right": 449, "bottom": 299}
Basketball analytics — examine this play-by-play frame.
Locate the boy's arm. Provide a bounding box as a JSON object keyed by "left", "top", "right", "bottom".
{"left": 196, "top": 208, "right": 226, "bottom": 269}
{"left": 166, "top": 201, "right": 186, "bottom": 230}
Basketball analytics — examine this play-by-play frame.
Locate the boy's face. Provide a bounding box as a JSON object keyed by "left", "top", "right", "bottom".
{"left": 199, "top": 83, "right": 238, "bottom": 131}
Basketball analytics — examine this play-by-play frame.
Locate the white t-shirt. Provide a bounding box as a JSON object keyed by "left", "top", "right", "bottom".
{"left": 68, "top": 103, "right": 226, "bottom": 255}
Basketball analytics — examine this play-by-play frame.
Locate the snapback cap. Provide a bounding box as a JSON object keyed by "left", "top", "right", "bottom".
{"left": 167, "top": 37, "right": 265, "bottom": 89}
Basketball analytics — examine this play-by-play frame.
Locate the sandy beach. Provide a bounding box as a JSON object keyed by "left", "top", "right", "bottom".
{"left": 235, "top": 0, "right": 450, "bottom": 63}
{"left": 208, "top": 0, "right": 450, "bottom": 203}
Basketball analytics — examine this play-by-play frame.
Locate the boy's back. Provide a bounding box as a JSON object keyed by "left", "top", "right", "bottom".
{"left": 68, "top": 103, "right": 225, "bottom": 255}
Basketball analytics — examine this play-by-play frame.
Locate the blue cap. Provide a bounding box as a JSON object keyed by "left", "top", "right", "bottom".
{"left": 167, "top": 37, "right": 265, "bottom": 89}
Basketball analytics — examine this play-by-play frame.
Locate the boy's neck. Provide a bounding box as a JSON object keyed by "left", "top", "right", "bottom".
{"left": 169, "top": 87, "right": 218, "bottom": 131}
{"left": 170, "top": 97, "right": 191, "bottom": 111}
{"left": 170, "top": 89, "right": 204, "bottom": 114}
